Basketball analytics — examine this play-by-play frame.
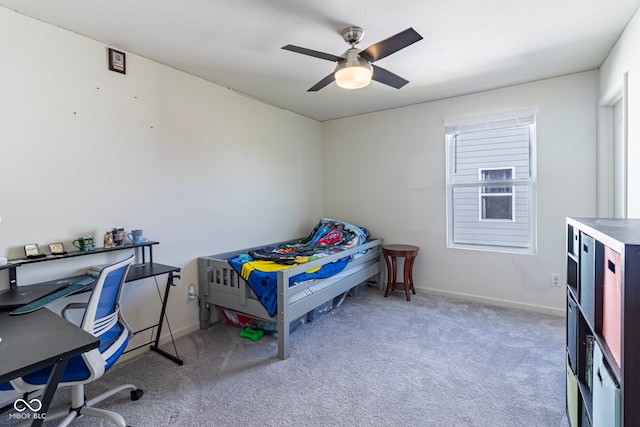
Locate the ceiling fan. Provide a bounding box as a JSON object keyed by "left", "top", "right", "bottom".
{"left": 282, "top": 26, "right": 423, "bottom": 92}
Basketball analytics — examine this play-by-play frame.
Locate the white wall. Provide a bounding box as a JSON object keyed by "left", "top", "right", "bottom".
{"left": 599, "top": 6, "right": 640, "bottom": 217}
{"left": 322, "top": 72, "right": 598, "bottom": 315}
{"left": 0, "top": 8, "right": 322, "bottom": 350}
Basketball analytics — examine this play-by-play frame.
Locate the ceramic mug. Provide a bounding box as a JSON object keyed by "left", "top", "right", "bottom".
{"left": 73, "top": 236, "right": 95, "bottom": 252}
{"left": 112, "top": 227, "right": 125, "bottom": 246}
{"left": 127, "top": 229, "right": 147, "bottom": 244}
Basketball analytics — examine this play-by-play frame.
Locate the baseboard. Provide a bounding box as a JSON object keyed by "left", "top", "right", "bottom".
{"left": 414, "top": 287, "right": 565, "bottom": 317}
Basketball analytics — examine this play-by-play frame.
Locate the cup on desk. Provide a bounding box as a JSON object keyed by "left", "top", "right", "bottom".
{"left": 72, "top": 236, "right": 95, "bottom": 252}
{"left": 112, "top": 227, "right": 125, "bottom": 246}
{"left": 127, "top": 229, "right": 147, "bottom": 244}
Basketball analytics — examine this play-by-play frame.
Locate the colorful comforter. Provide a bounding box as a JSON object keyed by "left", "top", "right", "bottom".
{"left": 227, "top": 219, "right": 369, "bottom": 316}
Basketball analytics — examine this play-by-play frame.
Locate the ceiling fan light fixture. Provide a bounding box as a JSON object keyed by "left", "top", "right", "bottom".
{"left": 334, "top": 48, "right": 372, "bottom": 90}
{"left": 334, "top": 65, "right": 372, "bottom": 89}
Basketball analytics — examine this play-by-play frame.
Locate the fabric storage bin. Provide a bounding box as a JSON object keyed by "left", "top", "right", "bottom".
{"left": 592, "top": 344, "right": 620, "bottom": 427}
{"left": 566, "top": 356, "right": 579, "bottom": 427}
{"left": 580, "top": 232, "right": 595, "bottom": 327}
{"left": 602, "top": 246, "right": 622, "bottom": 369}
{"left": 581, "top": 405, "right": 592, "bottom": 427}
{"left": 567, "top": 293, "right": 578, "bottom": 374}
{"left": 568, "top": 224, "right": 580, "bottom": 257}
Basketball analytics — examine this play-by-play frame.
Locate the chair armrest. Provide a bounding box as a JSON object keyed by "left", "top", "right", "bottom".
{"left": 62, "top": 302, "right": 88, "bottom": 321}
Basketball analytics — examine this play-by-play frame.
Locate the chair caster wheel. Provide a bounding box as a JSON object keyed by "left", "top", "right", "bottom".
{"left": 131, "top": 389, "right": 144, "bottom": 401}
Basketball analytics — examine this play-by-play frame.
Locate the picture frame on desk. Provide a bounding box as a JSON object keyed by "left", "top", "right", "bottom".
{"left": 24, "top": 244, "right": 39, "bottom": 257}
{"left": 49, "top": 242, "right": 67, "bottom": 255}
{"left": 24, "top": 244, "right": 47, "bottom": 259}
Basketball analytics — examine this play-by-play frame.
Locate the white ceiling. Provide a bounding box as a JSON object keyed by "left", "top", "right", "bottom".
{"left": 2, "top": 0, "right": 639, "bottom": 121}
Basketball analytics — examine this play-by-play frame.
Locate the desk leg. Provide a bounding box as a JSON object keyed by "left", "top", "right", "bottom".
{"left": 149, "top": 272, "right": 184, "bottom": 366}
{"left": 32, "top": 359, "right": 69, "bottom": 427}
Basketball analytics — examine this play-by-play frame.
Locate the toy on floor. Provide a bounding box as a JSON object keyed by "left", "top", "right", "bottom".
{"left": 240, "top": 326, "right": 264, "bottom": 342}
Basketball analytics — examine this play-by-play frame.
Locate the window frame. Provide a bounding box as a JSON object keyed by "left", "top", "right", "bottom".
{"left": 444, "top": 108, "right": 537, "bottom": 254}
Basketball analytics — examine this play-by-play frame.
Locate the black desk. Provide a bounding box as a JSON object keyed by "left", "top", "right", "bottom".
{"left": 33, "top": 263, "right": 185, "bottom": 365}
{"left": 125, "top": 263, "right": 183, "bottom": 365}
{"left": 0, "top": 242, "right": 184, "bottom": 366}
{"left": 0, "top": 308, "right": 99, "bottom": 427}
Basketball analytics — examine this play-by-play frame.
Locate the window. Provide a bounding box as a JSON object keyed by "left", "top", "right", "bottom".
{"left": 480, "top": 168, "right": 514, "bottom": 221}
{"left": 445, "top": 109, "right": 537, "bottom": 254}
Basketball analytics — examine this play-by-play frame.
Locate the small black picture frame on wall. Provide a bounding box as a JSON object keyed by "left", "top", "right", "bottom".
{"left": 108, "top": 48, "right": 126, "bottom": 74}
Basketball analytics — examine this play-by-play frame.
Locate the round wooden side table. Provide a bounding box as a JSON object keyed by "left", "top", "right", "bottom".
{"left": 382, "top": 244, "right": 419, "bottom": 301}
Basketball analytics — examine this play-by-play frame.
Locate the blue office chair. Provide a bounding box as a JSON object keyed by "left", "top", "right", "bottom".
{"left": 9, "top": 255, "right": 143, "bottom": 427}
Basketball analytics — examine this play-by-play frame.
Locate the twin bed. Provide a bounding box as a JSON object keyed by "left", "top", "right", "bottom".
{"left": 198, "top": 219, "right": 383, "bottom": 359}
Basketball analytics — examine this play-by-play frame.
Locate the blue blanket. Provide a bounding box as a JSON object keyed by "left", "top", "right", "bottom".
{"left": 227, "top": 219, "right": 368, "bottom": 317}
{"left": 227, "top": 255, "right": 349, "bottom": 317}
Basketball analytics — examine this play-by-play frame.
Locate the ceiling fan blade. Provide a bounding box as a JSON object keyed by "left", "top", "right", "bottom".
{"left": 359, "top": 28, "right": 423, "bottom": 63}
{"left": 307, "top": 73, "right": 335, "bottom": 92}
{"left": 282, "top": 45, "right": 344, "bottom": 62}
{"left": 371, "top": 65, "right": 409, "bottom": 89}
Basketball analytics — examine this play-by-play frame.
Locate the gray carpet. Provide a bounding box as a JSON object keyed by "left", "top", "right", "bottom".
{"left": 1, "top": 287, "right": 569, "bottom": 426}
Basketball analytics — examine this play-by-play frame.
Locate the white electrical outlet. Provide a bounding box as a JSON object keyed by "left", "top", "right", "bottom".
{"left": 550, "top": 273, "right": 561, "bottom": 287}
{"left": 186, "top": 284, "right": 196, "bottom": 302}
